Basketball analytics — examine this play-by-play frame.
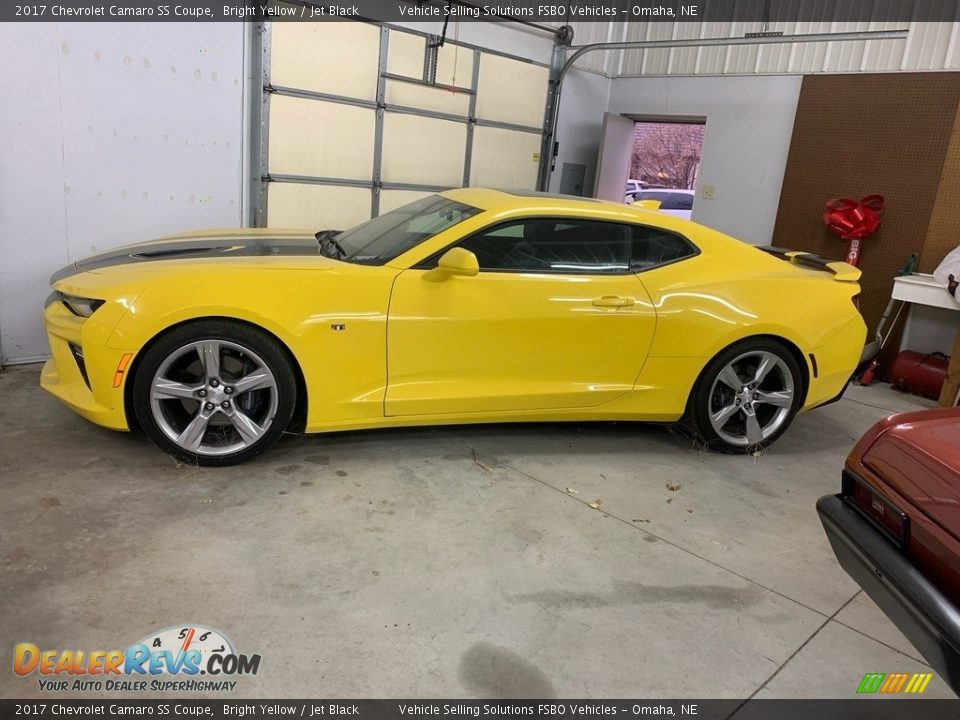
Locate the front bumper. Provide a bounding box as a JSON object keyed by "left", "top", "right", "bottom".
{"left": 40, "top": 301, "right": 131, "bottom": 431}
{"left": 817, "top": 494, "right": 960, "bottom": 693}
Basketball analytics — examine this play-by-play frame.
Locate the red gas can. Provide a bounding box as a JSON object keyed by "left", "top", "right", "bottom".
{"left": 890, "top": 351, "right": 950, "bottom": 400}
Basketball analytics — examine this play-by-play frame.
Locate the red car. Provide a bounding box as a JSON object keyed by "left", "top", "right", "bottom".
{"left": 818, "top": 407, "right": 960, "bottom": 693}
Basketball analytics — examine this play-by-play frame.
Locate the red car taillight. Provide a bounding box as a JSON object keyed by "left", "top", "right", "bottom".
{"left": 842, "top": 469, "right": 909, "bottom": 548}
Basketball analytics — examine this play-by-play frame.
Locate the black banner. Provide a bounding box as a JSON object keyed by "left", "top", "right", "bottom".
{"left": 2, "top": 700, "right": 960, "bottom": 719}
{"left": 3, "top": 0, "right": 959, "bottom": 23}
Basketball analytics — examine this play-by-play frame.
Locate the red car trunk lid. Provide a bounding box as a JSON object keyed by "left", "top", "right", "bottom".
{"left": 862, "top": 409, "right": 960, "bottom": 543}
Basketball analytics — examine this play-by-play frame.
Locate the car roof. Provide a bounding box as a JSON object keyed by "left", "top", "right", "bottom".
{"left": 641, "top": 188, "right": 694, "bottom": 195}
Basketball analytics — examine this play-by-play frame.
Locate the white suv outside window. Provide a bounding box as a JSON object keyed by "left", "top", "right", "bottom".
{"left": 633, "top": 189, "right": 695, "bottom": 220}
{"left": 624, "top": 179, "right": 645, "bottom": 202}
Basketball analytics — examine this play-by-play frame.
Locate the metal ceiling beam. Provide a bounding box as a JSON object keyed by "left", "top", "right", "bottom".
{"left": 537, "top": 28, "right": 910, "bottom": 191}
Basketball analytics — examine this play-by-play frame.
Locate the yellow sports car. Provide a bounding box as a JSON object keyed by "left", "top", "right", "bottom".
{"left": 41, "top": 188, "right": 866, "bottom": 465}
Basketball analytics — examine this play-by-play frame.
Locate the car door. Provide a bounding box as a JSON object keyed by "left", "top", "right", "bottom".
{"left": 385, "top": 217, "right": 657, "bottom": 417}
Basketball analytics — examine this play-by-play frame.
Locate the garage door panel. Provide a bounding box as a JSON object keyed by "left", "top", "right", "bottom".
{"left": 271, "top": 22, "right": 380, "bottom": 99}
{"left": 261, "top": 23, "right": 549, "bottom": 227}
{"left": 381, "top": 114, "right": 466, "bottom": 187}
{"left": 387, "top": 30, "right": 426, "bottom": 78}
{"left": 379, "top": 189, "right": 434, "bottom": 214}
{"left": 384, "top": 80, "right": 471, "bottom": 116}
{"left": 475, "top": 55, "right": 548, "bottom": 127}
{"left": 387, "top": 31, "right": 473, "bottom": 88}
{"left": 267, "top": 183, "right": 370, "bottom": 230}
{"left": 469, "top": 127, "right": 540, "bottom": 189}
{"left": 435, "top": 43, "right": 474, "bottom": 87}
{"left": 268, "top": 95, "right": 375, "bottom": 180}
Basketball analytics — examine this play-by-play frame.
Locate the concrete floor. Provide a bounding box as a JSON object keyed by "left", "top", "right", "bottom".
{"left": 0, "top": 362, "right": 955, "bottom": 700}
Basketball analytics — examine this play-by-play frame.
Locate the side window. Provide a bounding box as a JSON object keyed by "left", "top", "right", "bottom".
{"left": 632, "top": 225, "right": 697, "bottom": 270}
{"left": 667, "top": 193, "right": 694, "bottom": 210}
{"left": 457, "top": 219, "right": 633, "bottom": 275}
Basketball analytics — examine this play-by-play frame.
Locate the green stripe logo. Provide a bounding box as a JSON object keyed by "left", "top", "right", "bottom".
{"left": 857, "top": 673, "right": 886, "bottom": 693}
{"left": 856, "top": 672, "right": 932, "bottom": 694}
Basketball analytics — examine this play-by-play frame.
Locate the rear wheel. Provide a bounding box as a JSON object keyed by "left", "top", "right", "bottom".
{"left": 687, "top": 339, "right": 803, "bottom": 453}
{"left": 132, "top": 321, "right": 296, "bottom": 466}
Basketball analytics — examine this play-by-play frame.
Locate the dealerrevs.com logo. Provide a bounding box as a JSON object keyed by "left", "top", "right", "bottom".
{"left": 13, "top": 625, "right": 260, "bottom": 692}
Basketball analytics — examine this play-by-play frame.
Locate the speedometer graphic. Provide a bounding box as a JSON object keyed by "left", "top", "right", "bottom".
{"left": 136, "top": 625, "right": 235, "bottom": 671}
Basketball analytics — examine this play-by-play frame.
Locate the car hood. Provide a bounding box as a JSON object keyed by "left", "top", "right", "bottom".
{"left": 861, "top": 408, "right": 960, "bottom": 542}
{"left": 52, "top": 227, "right": 326, "bottom": 282}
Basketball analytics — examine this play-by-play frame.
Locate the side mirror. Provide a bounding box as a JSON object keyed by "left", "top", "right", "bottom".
{"left": 423, "top": 247, "right": 479, "bottom": 282}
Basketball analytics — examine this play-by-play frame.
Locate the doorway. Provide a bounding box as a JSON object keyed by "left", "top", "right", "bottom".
{"left": 594, "top": 114, "right": 706, "bottom": 222}
{"left": 627, "top": 120, "right": 705, "bottom": 220}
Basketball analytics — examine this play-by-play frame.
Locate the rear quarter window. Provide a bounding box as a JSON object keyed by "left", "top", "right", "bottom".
{"left": 632, "top": 226, "right": 698, "bottom": 271}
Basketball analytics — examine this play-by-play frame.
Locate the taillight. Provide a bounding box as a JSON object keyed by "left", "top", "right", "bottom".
{"left": 842, "top": 469, "right": 909, "bottom": 547}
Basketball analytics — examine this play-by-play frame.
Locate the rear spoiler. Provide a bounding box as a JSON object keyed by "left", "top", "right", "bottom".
{"left": 758, "top": 246, "right": 862, "bottom": 282}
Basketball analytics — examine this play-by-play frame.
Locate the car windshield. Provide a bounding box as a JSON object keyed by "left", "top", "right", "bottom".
{"left": 330, "top": 195, "right": 481, "bottom": 265}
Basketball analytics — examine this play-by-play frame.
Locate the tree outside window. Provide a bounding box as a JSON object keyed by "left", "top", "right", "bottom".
{"left": 630, "top": 122, "right": 704, "bottom": 190}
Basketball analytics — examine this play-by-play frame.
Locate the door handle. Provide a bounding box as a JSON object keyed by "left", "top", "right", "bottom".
{"left": 592, "top": 295, "right": 635, "bottom": 308}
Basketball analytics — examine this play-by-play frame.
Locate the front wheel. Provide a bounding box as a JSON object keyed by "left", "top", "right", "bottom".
{"left": 686, "top": 339, "right": 804, "bottom": 453}
{"left": 132, "top": 320, "right": 297, "bottom": 466}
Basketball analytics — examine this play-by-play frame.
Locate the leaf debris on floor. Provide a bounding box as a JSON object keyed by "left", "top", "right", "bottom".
{"left": 470, "top": 447, "right": 493, "bottom": 474}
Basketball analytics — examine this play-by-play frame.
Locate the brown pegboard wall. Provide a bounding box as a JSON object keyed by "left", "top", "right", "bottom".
{"left": 922, "top": 107, "right": 960, "bottom": 273}
{"left": 772, "top": 72, "right": 960, "bottom": 341}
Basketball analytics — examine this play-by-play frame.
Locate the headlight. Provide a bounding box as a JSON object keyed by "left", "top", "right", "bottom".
{"left": 58, "top": 293, "right": 105, "bottom": 317}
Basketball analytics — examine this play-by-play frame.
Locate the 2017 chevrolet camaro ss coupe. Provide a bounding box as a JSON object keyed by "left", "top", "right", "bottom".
{"left": 42, "top": 188, "right": 867, "bottom": 465}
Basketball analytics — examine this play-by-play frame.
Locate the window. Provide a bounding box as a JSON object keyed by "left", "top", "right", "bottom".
{"left": 334, "top": 195, "right": 481, "bottom": 266}
{"left": 421, "top": 218, "right": 697, "bottom": 274}
{"left": 667, "top": 192, "right": 694, "bottom": 210}
{"left": 455, "top": 218, "right": 634, "bottom": 274}
{"left": 639, "top": 191, "right": 671, "bottom": 203}
{"left": 632, "top": 225, "right": 697, "bottom": 270}
{"left": 638, "top": 190, "right": 693, "bottom": 210}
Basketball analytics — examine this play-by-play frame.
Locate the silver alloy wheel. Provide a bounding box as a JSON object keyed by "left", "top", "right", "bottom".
{"left": 707, "top": 350, "right": 795, "bottom": 447}
{"left": 149, "top": 339, "right": 279, "bottom": 456}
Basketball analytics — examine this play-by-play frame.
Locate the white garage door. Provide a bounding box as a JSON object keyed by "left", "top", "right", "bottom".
{"left": 256, "top": 20, "right": 549, "bottom": 230}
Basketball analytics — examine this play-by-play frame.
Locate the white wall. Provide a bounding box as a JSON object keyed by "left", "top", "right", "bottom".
{"left": 0, "top": 22, "right": 245, "bottom": 364}
{"left": 607, "top": 75, "right": 802, "bottom": 245}
{"left": 0, "top": 20, "right": 608, "bottom": 364}
{"left": 549, "top": 69, "right": 611, "bottom": 195}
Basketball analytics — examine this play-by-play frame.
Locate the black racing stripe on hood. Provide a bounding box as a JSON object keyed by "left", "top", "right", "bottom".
{"left": 50, "top": 237, "right": 322, "bottom": 283}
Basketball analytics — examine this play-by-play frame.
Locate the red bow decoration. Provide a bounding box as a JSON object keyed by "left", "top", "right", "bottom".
{"left": 822, "top": 195, "right": 885, "bottom": 266}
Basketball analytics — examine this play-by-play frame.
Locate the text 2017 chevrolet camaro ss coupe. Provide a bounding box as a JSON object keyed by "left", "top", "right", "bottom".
{"left": 42, "top": 188, "right": 867, "bottom": 466}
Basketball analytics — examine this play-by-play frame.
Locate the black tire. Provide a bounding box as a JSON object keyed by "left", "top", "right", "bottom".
{"left": 132, "top": 320, "right": 297, "bottom": 466}
{"left": 685, "top": 338, "right": 804, "bottom": 454}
